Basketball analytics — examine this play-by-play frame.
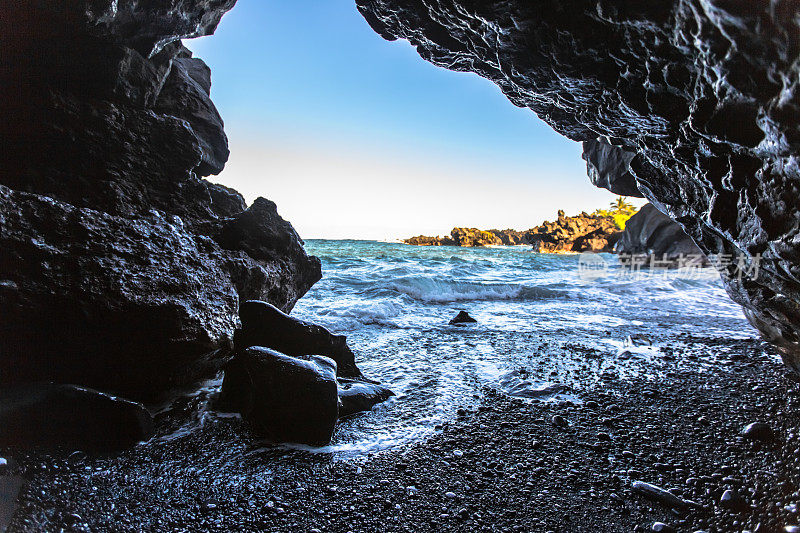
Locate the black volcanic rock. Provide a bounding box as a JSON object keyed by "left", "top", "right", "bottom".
{"left": 0, "top": 384, "right": 153, "bottom": 451}
{"left": 616, "top": 204, "right": 709, "bottom": 266}
{"left": 449, "top": 311, "right": 477, "bottom": 325}
{"left": 0, "top": 184, "right": 240, "bottom": 396}
{"left": 337, "top": 381, "right": 394, "bottom": 418}
{"left": 154, "top": 45, "right": 230, "bottom": 176}
{"left": 582, "top": 140, "right": 643, "bottom": 198}
{"left": 218, "top": 199, "right": 322, "bottom": 312}
{"left": 3, "top": 1, "right": 238, "bottom": 59}
{"left": 357, "top": 0, "right": 800, "bottom": 370}
{"left": 220, "top": 347, "right": 339, "bottom": 446}
{"left": 0, "top": 1, "right": 321, "bottom": 398}
{"left": 237, "top": 300, "right": 362, "bottom": 378}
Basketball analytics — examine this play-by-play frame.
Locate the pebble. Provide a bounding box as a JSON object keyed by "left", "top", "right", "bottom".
{"left": 453, "top": 450, "right": 464, "bottom": 458}
{"left": 719, "top": 489, "right": 748, "bottom": 512}
{"left": 445, "top": 491, "right": 457, "bottom": 499}
{"left": 631, "top": 481, "right": 692, "bottom": 510}
{"left": 0, "top": 457, "right": 7, "bottom": 471}
{"left": 741, "top": 422, "right": 774, "bottom": 443}
{"left": 552, "top": 415, "right": 568, "bottom": 427}
{"left": 651, "top": 522, "right": 675, "bottom": 533}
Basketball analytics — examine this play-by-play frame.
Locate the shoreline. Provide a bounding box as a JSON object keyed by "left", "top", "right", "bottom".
{"left": 5, "top": 335, "right": 799, "bottom": 532}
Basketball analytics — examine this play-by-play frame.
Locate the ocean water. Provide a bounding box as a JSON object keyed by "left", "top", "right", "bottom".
{"left": 286, "top": 239, "right": 757, "bottom": 455}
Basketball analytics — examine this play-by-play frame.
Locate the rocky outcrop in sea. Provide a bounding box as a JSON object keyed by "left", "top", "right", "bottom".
{"left": 405, "top": 210, "right": 622, "bottom": 252}
{"left": 357, "top": 0, "right": 800, "bottom": 370}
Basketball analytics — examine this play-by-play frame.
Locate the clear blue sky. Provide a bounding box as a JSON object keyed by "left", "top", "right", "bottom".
{"left": 187, "top": 0, "right": 638, "bottom": 240}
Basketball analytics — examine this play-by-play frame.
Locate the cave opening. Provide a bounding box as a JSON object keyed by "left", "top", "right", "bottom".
{"left": 1, "top": 1, "right": 798, "bottom": 531}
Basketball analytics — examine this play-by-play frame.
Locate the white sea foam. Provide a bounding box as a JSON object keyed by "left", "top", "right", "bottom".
{"left": 387, "top": 278, "right": 565, "bottom": 303}
{"left": 288, "top": 240, "right": 756, "bottom": 455}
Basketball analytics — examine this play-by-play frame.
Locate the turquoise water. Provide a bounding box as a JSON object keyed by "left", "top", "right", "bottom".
{"left": 288, "top": 240, "right": 755, "bottom": 454}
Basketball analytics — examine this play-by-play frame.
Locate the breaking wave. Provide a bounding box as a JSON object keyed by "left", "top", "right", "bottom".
{"left": 385, "top": 277, "right": 569, "bottom": 303}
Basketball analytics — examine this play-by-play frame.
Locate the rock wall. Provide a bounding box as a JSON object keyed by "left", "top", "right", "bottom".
{"left": 0, "top": 1, "right": 321, "bottom": 398}
{"left": 357, "top": 0, "right": 800, "bottom": 369}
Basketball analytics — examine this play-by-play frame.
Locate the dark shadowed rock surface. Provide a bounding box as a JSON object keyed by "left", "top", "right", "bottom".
{"left": 0, "top": 1, "right": 321, "bottom": 397}
{"left": 357, "top": 0, "right": 800, "bottom": 368}
{"left": 237, "top": 300, "right": 362, "bottom": 378}
{"left": 220, "top": 347, "right": 339, "bottom": 446}
{"left": 616, "top": 203, "right": 709, "bottom": 267}
{"left": 153, "top": 48, "right": 229, "bottom": 176}
{"left": 0, "top": 185, "right": 239, "bottom": 396}
{"left": 0, "top": 384, "right": 152, "bottom": 451}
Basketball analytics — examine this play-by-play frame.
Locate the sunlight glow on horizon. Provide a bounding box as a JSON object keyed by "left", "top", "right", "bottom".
{"left": 212, "top": 130, "right": 647, "bottom": 241}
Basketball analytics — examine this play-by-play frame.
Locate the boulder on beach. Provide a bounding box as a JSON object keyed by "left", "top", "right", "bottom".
{"left": 449, "top": 311, "right": 478, "bottom": 325}
{"left": 220, "top": 347, "right": 339, "bottom": 446}
{"left": 337, "top": 380, "right": 394, "bottom": 418}
{"left": 0, "top": 384, "right": 153, "bottom": 451}
{"left": 236, "top": 300, "right": 362, "bottom": 378}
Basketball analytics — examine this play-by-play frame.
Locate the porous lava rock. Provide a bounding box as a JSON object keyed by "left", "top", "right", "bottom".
{"left": 0, "top": 1, "right": 321, "bottom": 398}
{"left": 357, "top": 0, "right": 800, "bottom": 368}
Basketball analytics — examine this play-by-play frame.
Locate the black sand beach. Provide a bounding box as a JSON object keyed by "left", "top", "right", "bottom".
{"left": 4, "top": 336, "right": 799, "bottom": 532}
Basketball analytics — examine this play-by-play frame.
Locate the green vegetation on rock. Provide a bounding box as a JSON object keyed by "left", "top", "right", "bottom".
{"left": 593, "top": 197, "right": 638, "bottom": 230}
